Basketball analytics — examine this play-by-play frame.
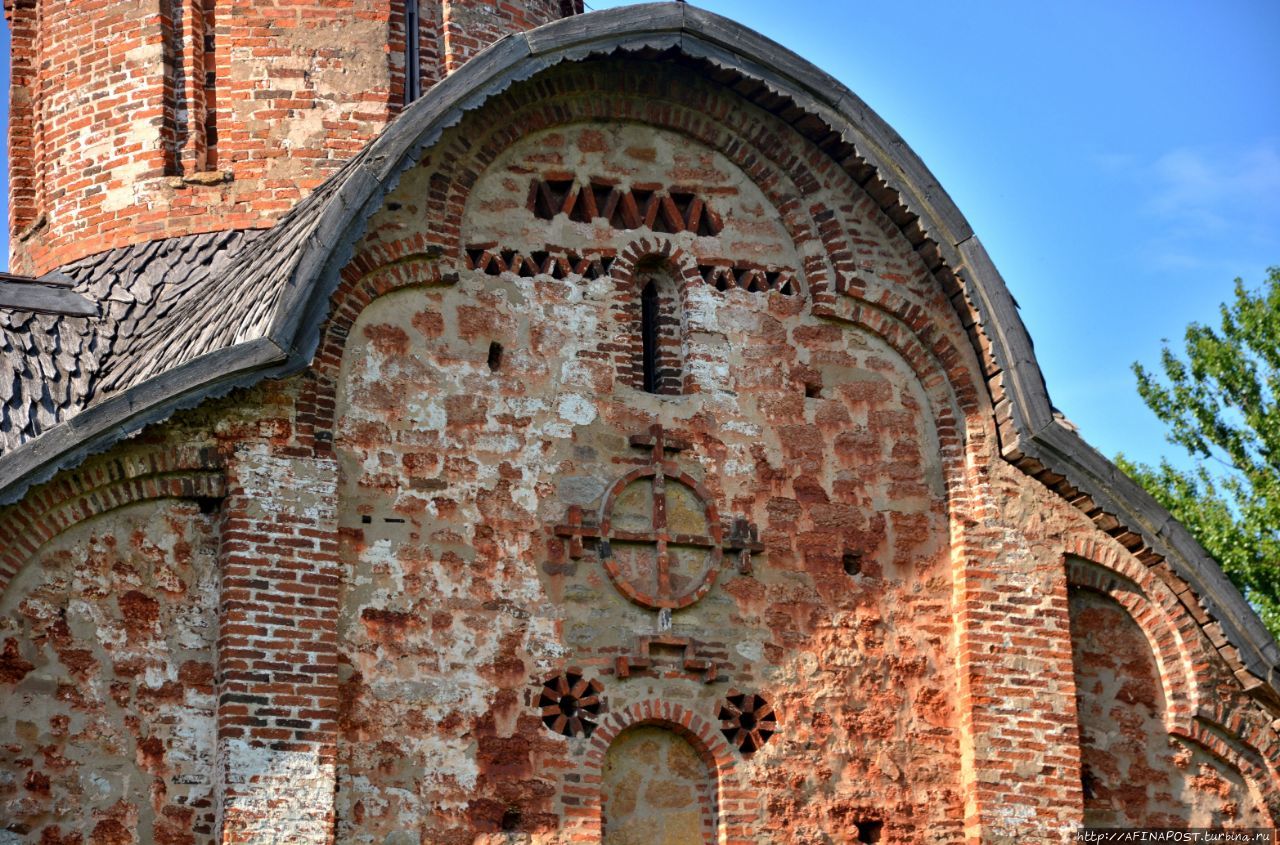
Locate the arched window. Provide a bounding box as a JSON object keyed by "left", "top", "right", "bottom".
{"left": 641, "top": 279, "right": 661, "bottom": 392}
{"left": 404, "top": 0, "right": 422, "bottom": 103}
{"left": 634, "top": 260, "right": 684, "bottom": 395}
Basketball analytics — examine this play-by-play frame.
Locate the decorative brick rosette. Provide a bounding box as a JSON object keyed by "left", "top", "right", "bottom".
{"left": 718, "top": 690, "right": 777, "bottom": 753}
{"left": 538, "top": 669, "right": 604, "bottom": 738}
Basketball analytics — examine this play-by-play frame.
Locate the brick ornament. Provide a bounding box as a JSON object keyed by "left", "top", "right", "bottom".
{"left": 718, "top": 690, "right": 777, "bottom": 754}
{"left": 538, "top": 669, "right": 604, "bottom": 738}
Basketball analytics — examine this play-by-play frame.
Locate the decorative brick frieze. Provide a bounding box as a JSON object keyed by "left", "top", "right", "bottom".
{"left": 615, "top": 634, "right": 720, "bottom": 684}
{"left": 528, "top": 175, "right": 724, "bottom": 236}
{"left": 718, "top": 690, "right": 777, "bottom": 754}
{"left": 538, "top": 668, "right": 605, "bottom": 737}
{"left": 700, "top": 263, "right": 800, "bottom": 296}
{"left": 465, "top": 244, "right": 615, "bottom": 280}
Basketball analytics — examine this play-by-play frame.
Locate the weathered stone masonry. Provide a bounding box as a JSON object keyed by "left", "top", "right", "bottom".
{"left": 2, "top": 6, "right": 1279, "bottom": 845}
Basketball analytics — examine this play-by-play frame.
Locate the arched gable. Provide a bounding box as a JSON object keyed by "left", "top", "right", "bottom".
{"left": 0, "top": 8, "right": 1268, "bottom": 716}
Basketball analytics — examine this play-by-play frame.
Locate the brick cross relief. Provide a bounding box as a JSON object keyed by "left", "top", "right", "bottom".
{"left": 554, "top": 424, "right": 764, "bottom": 610}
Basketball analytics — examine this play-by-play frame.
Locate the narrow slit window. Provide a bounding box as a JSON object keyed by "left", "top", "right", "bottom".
{"left": 641, "top": 280, "right": 660, "bottom": 393}
{"left": 404, "top": 0, "right": 422, "bottom": 104}
{"left": 203, "top": 0, "right": 218, "bottom": 168}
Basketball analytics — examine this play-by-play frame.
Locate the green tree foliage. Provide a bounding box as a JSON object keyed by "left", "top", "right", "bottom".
{"left": 1117, "top": 267, "right": 1280, "bottom": 641}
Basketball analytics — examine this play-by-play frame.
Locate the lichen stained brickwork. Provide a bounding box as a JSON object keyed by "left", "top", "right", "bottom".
{"left": 0, "top": 28, "right": 1277, "bottom": 845}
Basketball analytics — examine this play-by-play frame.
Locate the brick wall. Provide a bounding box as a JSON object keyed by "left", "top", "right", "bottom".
{"left": 0, "top": 46, "right": 1277, "bottom": 845}
{"left": 438, "top": 0, "right": 568, "bottom": 72}
{"left": 5, "top": 0, "right": 579, "bottom": 276}
{"left": 215, "top": 444, "right": 342, "bottom": 842}
{"left": 4, "top": 0, "right": 37, "bottom": 237}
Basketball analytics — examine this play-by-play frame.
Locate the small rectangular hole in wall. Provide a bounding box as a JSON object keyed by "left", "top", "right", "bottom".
{"left": 488, "top": 341, "right": 503, "bottom": 371}
{"left": 843, "top": 551, "right": 862, "bottom": 576}
{"left": 383, "top": 517, "right": 406, "bottom": 524}
{"left": 360, "top": 515, "right": 372, "bottom": 524}
{"left": 195, "top": 496, "right": 222, "bottom": 515}
{"left": 805, "top": 381, "right": 822, "bottom": 399}
{"left": 856, "top": 821, "right": 882, "bottom": 844}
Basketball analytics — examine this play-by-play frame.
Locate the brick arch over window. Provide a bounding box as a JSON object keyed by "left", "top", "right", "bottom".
{"left": 1180, "top": 718, "right": 1280, "bottom": 823}
{"left": 566, "top": 699, "right": 751, "bottom": 842}
{"left": 1067, "top": 547, "right": 1280, "bottom": 820}
{"left": 296, "top": 255, "right": 452, "bottom": 457}
{"left": 0, "top": 446, "right": 225, "bottom": 597}
{"left": 609, "top": 239, "right": 703, "bottom": 395}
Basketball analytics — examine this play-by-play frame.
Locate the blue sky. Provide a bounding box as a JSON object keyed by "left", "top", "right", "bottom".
{"left": 2, "top": 1, "right": 1279, "bottom": 471}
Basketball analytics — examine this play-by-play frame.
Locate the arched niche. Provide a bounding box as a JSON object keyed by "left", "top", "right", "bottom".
{"left": 0, "top": 498, "right": 220, "bottom": 843}
{"left": 602, "top": 724, "right": 716, "bottom": 845}
{"left": 1070, "top": 587, "right": 1269, "bottom": 826}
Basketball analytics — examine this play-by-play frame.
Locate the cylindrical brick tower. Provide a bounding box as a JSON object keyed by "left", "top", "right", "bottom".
{"left": 3, "top": 0, "right": 581, "bottom": 275}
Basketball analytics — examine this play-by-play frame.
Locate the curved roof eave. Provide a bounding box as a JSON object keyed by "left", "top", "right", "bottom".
{"left": 0, "top": 3, "right": 1275, "bottom": 693}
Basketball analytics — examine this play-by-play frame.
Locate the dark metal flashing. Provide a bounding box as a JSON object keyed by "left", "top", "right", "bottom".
{"left": 0, "top": 3, "right": 1274, "bottom": 693}
{"left": 0, "top": 273, "right": 97, "bottom": 317}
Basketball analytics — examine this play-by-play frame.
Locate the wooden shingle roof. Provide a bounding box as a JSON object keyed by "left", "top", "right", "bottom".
{"left": 0, "top": 230, "right": 263, "bottom": 453}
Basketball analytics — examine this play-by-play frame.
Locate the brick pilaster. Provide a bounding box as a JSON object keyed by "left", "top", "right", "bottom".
{"left": 6, "top": 0, "right": 38, "bottom": 247}
{"left": 951, "top": 461, "right": 1084, "bottom": 843}
{"left": 215, "top": 445, "right": 341, "bottom": 844}
{"left": 175, "top": 0, "right": 208, "bottom": 174}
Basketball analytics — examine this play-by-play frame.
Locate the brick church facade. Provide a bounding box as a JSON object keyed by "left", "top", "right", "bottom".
{"left": 1, "top": 2, "right": 1277, "bottom": 842}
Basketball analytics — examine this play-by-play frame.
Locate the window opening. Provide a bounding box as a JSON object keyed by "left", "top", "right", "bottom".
{"left": 641, "top": 280, "right": 661, "bottom": 393}
{"left": 404, "top": 0, "right": 422, "bottom": 104}
{"left": 203, "top": 0, "right": 219, "bottom": 167}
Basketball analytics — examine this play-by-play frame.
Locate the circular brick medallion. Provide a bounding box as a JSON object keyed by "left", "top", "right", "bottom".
{"left": 598, "top": 464, "right": 722, "bottom": 611}
{"left": 718, "top": 690, "right": 777, "bottom": 754}
{"left": 538, "top": 669, "right": 604, "bottom": 737}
